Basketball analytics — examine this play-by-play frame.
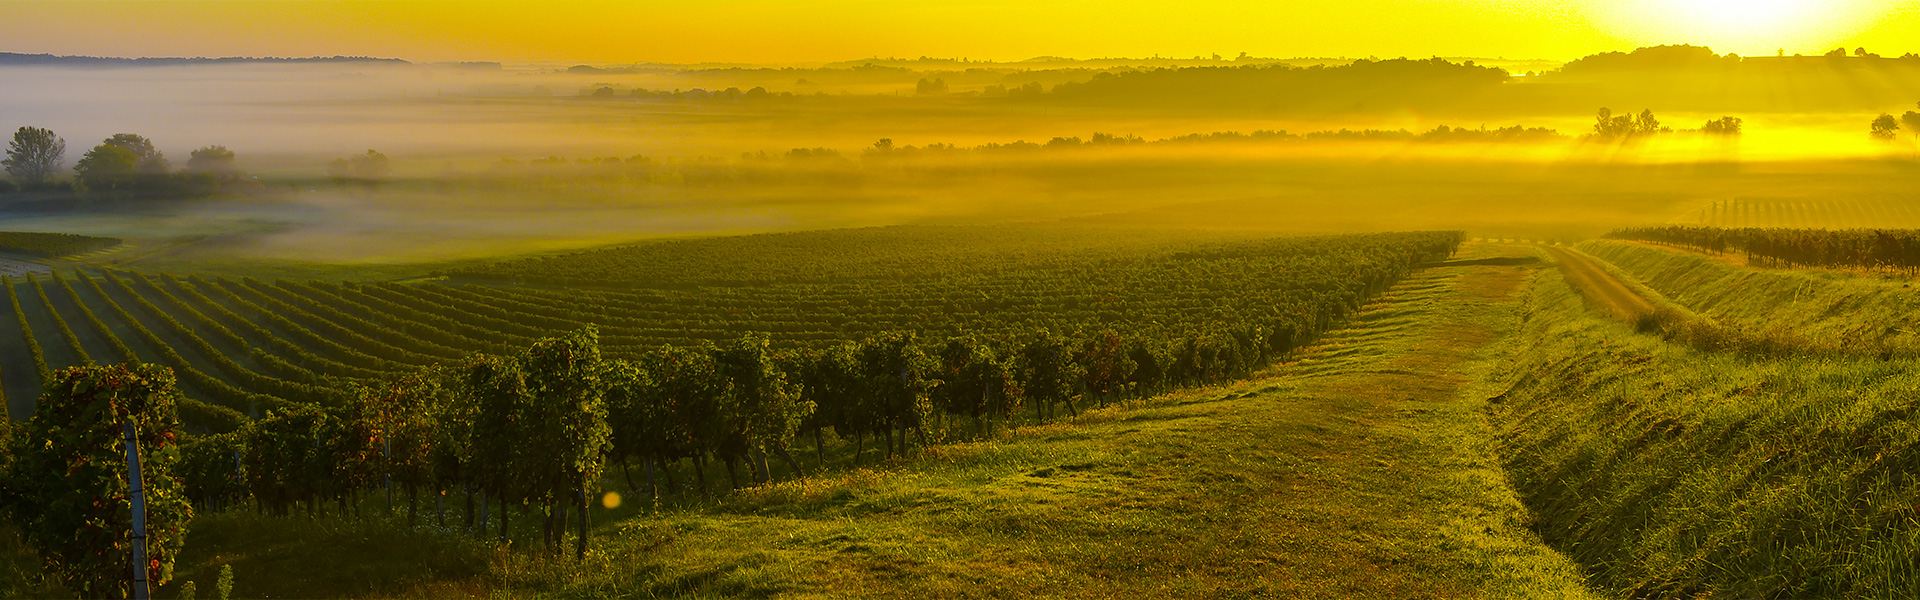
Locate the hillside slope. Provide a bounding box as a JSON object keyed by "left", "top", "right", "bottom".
{"left": 1484, "top": 250, "right": 1920, "bottom": 598}
{"left": 1579, "top": 239, "right": 1920, "bottom": 353}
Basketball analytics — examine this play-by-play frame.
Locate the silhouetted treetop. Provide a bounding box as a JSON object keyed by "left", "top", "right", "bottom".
{"left": 1560, "top": 45, "right": 1734, "bottom": 73}
{"left": 1043, "top": 57, "right": 1509, "bottom": 109}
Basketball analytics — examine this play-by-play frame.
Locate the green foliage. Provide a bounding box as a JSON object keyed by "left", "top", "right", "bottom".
{"left": 11, "top": 363, "right": 190, "bottom": 597}
{"left": 242, "top": 405, "right": 334, "bottom": 517}
{"left": 714, "top": 334, "right": 808, "bottom": 456}
{"left": 72, "top": 144, "right": 140, "bottom": 192}
{"left": 1493, "top": 260, "right": 1920, "bottom": 597}
{"left": 184, "top": 146, "right": 234, "bottom": 174}
{"left": 29, "top": 274, "right": 91, "bottom": 366}
{"left": 459, "top": 353, "right": 529, "bottom": 506}
{"left": 524, "top": 328, "right": 610, "bottom": 488}
{"left": 178, "top": 432, "right": 246, "bottom": 513}
{"left": 3, "top": 127, "right": 66, "bottom": 185}
{"left": 6, "top": 276, "right": 51, "bottom": 381}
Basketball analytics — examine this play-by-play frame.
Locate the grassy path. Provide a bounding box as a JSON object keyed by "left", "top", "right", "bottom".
{"left": 1541, "top": 245, "right": 1653, "bottom": 322}
{"left": 370, "top": 242, "right": 1593, "bottom": 599}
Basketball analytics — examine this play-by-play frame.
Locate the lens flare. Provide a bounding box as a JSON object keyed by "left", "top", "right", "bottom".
{"left": 601, "top": 491, "right": 622, "bottom": 509}
{"left": 1588, "top": 0, "right": 1893, "bottom": 55}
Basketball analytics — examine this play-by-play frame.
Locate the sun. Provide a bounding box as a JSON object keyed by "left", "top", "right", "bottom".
{"left": 1588, "top": 0, "right": 1891, "bottom": 55}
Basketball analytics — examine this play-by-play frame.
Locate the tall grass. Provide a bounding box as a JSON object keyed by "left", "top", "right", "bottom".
{"left": 1489, "top": 267, "right": 1920, "bottom": 597}
{"left": 1583, "top": 239, "right": 1920, "bottom": 356}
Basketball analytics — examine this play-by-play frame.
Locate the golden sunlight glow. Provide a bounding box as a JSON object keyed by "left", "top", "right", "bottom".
{"left": 0, "top": 0, "right": 1912, "bottom": 64}
{"left": 1589, "top": 0, "right": 1896, "bottom": 55}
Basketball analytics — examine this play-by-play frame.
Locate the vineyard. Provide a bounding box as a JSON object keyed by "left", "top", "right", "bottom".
{"left": 0, "top": 231, "right": 121, "bottom": 259}
{"left": 1668, "top": 197, "right": 1920, "bottom": 230}
{"left": 1604, "top": 225, "right": 1920, "bottom": 273}
{"left": 0, "top": 226, "right": 1461, "bottom": 577}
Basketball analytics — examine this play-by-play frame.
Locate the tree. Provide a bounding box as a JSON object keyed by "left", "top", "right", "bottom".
{"left": 1871, "top": 113, "right": 1901, "bottom": 141}
{"left": 11, "top": 363, "right": 190, "bottom": 598}
{"left": 1635, "top": 109, "right": 1663, "bottom": 134}
{"left": 1702, "top": 116, "right": 1743, "bottom": 136}
{"left": 3, "top": 127, "right": 66, "bottom": 185}
{"left": 915, "top": 78, "right": 949, "bottom": 95}
{"left": 332, "top": 150, "right": 391, "bottom": 187}
{"left": 73, "top": 144, "right": 141, "bottom": 192}
{"left": 1592, "top": 107, "right": 1663, "bottom": 139}
{"left": 1900, "top": 106, "right": 1920, "bottom": 144}
{"left": 185, "top": 146, "right": 236, "bottom": 173}
{"left": 103, "top": 134, "right": 168, "bottom": 173}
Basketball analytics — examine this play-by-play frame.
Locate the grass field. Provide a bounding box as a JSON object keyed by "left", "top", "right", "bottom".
{"left": 1484, "top": 242, "right": 1920, "bottom": 598}
{"left": 1580, "top": 239, "right": 1920, "bottom": 353}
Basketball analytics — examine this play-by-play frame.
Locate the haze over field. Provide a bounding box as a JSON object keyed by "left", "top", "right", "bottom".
{"left": 5, "top": 41, "right": 1920, "bottom": 269}
{"left": 12, "top": 2, "right": 1920, "bottom": 600}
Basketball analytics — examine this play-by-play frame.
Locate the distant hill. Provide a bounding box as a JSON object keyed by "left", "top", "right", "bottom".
{"left": 0, "top": 52, "right": 409, "bottom": 67}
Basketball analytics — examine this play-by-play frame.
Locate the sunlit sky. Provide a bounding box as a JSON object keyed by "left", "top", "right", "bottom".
{"left": 3, "top": 0, "right": 1919, "bottom": 64}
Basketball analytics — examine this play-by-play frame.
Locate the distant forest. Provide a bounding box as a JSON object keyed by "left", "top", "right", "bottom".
{"left": 0, "top": 52, "right": 413, "bottom": 67}
{"left": 572, "top": 45, "right": 1920, "bottom": 115}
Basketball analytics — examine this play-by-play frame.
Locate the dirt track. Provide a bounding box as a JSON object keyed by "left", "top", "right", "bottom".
{"left": 1542, "top": 246, "right": 1655, "bottom": 321}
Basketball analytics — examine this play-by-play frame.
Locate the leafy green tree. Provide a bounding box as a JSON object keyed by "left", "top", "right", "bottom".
{"left": 524, "top": 327, "right": 609, "bottom": 559}
{"left": 3, "top": 127, "right": 65, "bottom": 185}
{"left": 185, "top": 146, "right": 236, "bottom": 173}
{"left": 73, "top": 144, "right": 140, "bottom": 192}
{"left": 103, "top": 134, "right": 168, "bottom": 173}
{"left": 11, "top": 363, "right": 191, "bottom": 598}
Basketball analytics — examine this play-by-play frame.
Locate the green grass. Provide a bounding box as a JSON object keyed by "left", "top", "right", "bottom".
{"left": 138, "top": 242, "right": 1594, "bottom": 599}
{"left": 1581, "top": 239, "right": 1920, "bottom": 354}
{"left": 1485, "top": 256, "right": 1920, "bottom": 598}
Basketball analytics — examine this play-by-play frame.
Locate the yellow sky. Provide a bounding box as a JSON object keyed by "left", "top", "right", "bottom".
{"left": 3, "top": 0, "right": 1918, "bottom": 64}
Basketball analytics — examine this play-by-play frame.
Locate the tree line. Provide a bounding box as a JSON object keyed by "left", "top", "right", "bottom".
{"left": 1, "top": 127, "right": 243, "bottom": 197}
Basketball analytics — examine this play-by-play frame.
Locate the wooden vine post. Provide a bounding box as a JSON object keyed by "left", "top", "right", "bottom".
{"left": 124, "top": 421, "right": 151, "bottom": 600}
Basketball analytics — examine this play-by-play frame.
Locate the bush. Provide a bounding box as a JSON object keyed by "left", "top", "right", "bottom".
{"left": 10, "top": 363, "right": 191, "bottom": 597}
